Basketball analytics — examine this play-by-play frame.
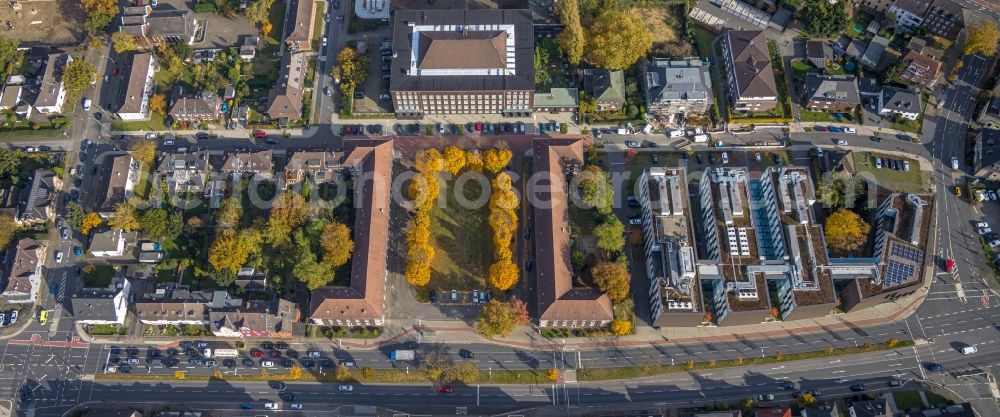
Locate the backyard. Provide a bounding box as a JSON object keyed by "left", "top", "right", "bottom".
{"left": 847, "top": 11, "right": 875, "bottom": 38}
{"left": 83, "top": 264, "right": 116, "bottom": 288}
{"left": 111, "top": 113, "right": 168, "bottom": 132}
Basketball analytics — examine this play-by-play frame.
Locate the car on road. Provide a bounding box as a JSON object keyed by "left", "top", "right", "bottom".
{"left": 625, "top": 141, "right": 641, "bottom": 148}
{"left": 960, "top": 345, "right": 978, "bottom": 354}
{"left": 204, "top": 359, "right": 218, "bottom": 367}
{"left": 459, "top": 349, "right": 475, "bottom": 359}
{"left": 301, "top": 359, "right": 316, "bottom": 368}
{"left": 849, "top": 384, "right": 865, "bottom": 392}
{"left": 110, "top": 347, "right": 122, "bottom": 356}
{"left": 813, "top": 126, "right": 828, "bottom": 132}
{"left": 264, "top": 402, "right": 278, "bottom": 410}
{"left": 340, "top": 360, "right": 355, "bottom": 367}
{"left": 60, "top": 228, "right": 69, "bottom": 240}
{"left": 952, "top": 157, "right": 960, "bottom": 170}
{"left": 276, "top": 342, "right": 289, "bottom": 350}
{"left": 844, "top": 127, "right": 857, "bottom": 134}
{"left": 926, "top": 363, "right": 944, "bottom": 371}
{"left": 282, "top": 359, "right": 294, "bottom": 367}
{"left": 251, "top": 349, "right": 265, "bottom": 358}
{"left": 439, "top": 385, "right": 454, "bottom": 393}
{"left": 290, "top": 403, "right": 304, "bottom": 409}
{"left": 82, "top": 98, "right": 92, "bottom": 111}
{"left": 834, "top": 139, "right": 847, "bottom": 145}
{"left": 261, "top": 341, "right": 275, "bottom": 350}
{"left": 286, "top": 349, "right": 299, "bottom": 358}
{"left": 354, "top": 91, "right": 364, "bottom": 99}
{"left": 757, "top": 394, "right": 775, "bottom": 401}
{"left": 126, "top": 357, "right": 139, "bottom": 364}
{"left": 339, "top": 385, "right": 354, "bottom": 392}
{"left": 889, "top": 379, "right": 903, "bottom": 387}
{"left": 188, "top": 358, "right": 202, "bottom": 366}
{"left": 223, "top": 359, "right": 237, "bottom": 368}
{"left": 324, "top": 86, "right": 332, "bottom": 96}
{"left": 325, "top": 13, "right": 330, "bottom": 22}
{"left": 240, "top": 403, "right": 253, "bottom": 409}
{"left": 279, "top": 392, "right": 295, "bottom": 401}
{"left": 829, "top": 127, "right": 842, "bottom": 133}
{"left": 777, "top": 381, "right": 794, "bottom": 390}
{"left": 978, "top": 227, "right": 992, "bottom": 235}
{"left": 54, "top": 250, "right": 64, "bottom": 263}
{"left": 118, "top": 365, "right": 132, "bottom": 373}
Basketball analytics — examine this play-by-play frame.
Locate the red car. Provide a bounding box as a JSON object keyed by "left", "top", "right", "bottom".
{"left": 250, "top": 349, "right": 264, "bottom": 358}
{"left": 945, "top": 259, "right": 955, "bottom": 273}
{"left": 254, "top": 130, "right": 267, "bottom": 138}
{"left": 813, "top": 126, "right": 828, "bottom": 132}
{"left": 438, "top": 385, "right": 454, "bottom": 393}
{"left": 474, "top": 122, "right": 483, "bottom": 132}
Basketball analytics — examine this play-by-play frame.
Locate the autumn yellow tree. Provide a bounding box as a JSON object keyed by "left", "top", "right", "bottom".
{"left": 266, "top": 192, "right": 310, "bottom": 244}
{"left": 108, "top": 202, "right": 140, "bottom": 232}
{"left": 261, "top": 22, "right": 273, "bottom": 37}
{"left": 592, "top": 262, "right": 631, "bottom": 302}
{"left": 129, "top": 139, "right": 157, "bottom": 166}
{"left": 465, "top": 150, "right": 483, "bottom": 172}
{"left": 546, "top": 369, "right": 560, "bottom": 381}
{"left": 476, "top": 298, "right": 529, "bottom": 338}
{"left": 797, "top": 393, "right": 817, "bottom": 407}
{"left": 555, "top": 0, "right": 585, "bottom": 65}
{"left": 148, "top": 94, "right": 167, "bottom": 115}
{"left": 81, "top": 212, "right": 103, "bottom": 235}
{"left": 488, "top": 259, "right": 519, "bottom": 290}
{"left": 584, "top": 8, "right": 653, "bottom": 70}
{"left": 111, "top": 32, "right": 136, "bottom": 53}
{"left": 319, "top": 221, "right": 354, "bottom": 267}
{"left": 824, "top": 209, "right": 871, "bottom": 254}
{"left": 482, "top": 148, "right": 512, "bottom": 174}
{"left": 442, "top": 146, "right": 467, "bottom": 175}
{"left": 963, "top": 21, "right": 999, "bottom": 57}
{"left": 208, "top": 229, "right": 262, "bottom": 274}
{"left": 414, "top": 148, "right": 445, "bottom": 174}
{"left": 408, "top": 173, "right": 440, "bottom": 212}
{"left": 610, "top": 319, "right": 632, "bottom": 336}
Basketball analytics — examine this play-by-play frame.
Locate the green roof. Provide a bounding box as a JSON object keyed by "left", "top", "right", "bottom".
{"left": 533, "top": 88, "right": 580, "bottom": 107}
{"left": 583, "top": 69, "right": 625, "bottom": 104}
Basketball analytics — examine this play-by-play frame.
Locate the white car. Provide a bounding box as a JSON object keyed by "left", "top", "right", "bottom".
{"left": 146, "top": 133, "right": 157, "bottom": 139}
{"left": 834, "top": 139, "right": 847, "bottom": 145}
{"left": 54, "top": 250, "right": 64, "bottom": 263}
{"left": 290, "top": 403, "right": 304, "bottom": 409}
{"left": 338, "top": 384, "right": 353, "bottom": 392}
{"left": 261, "top": 360, "right": 275, "bottom": 367}
{"left": 82, "top": 98, "right": 92, "bottom": 111}
{"left": 976, "top": 222, "right": 990, "bottom": 229}
{"left": 978, "top": 227, "right": 992, "bottom": 235}
{"left": 952, "top": 157, "right": 960, "bottom": 170}
{"left": 322, "top": 37, "right": 328, "bottom": 47}
{"left": 264, "top": 402, "right": 278, "bottom": 410}
{"left": 844, "top": 127, "right": 857, "bottom": 134}
{"left": 902, "top": 161, "right": 910, "bottom": 171}
{"left": 990, "top": 239, "right": 1000, "bottom": 247}
{"left": 9, "top": 310, "right": 17, "bottom": 324}
{"left": 625, "top": 141, "right": 641, "bottom": 148}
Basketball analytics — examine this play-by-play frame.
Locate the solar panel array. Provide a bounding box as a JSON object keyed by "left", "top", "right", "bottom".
{"left": 885, "top": 260, "right": 916, "bottom": 286}
{"left": 727, "top": 227, "right": 751, "bottom": 256}
{"left": 891, "top": 244, "right": 922, "bottom": 263}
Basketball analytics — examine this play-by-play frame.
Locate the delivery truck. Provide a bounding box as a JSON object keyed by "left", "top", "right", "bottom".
{"left": 389, "top": 350, "right": 415, "bottom": 361}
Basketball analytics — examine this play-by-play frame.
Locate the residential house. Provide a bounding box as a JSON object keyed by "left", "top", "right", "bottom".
{"left": 309, "top": 139, "right": 393, "bottom": 327}
{"left": 284, "top": 0, "right": 316, "bottom": 51}
{"left": 0, "top": 238, "right": 45, "bottom": 303}
{"left": 283, "top": 150, "right": 339, "bottom": 189}
{"left": 388, "top": 9, "right": 535, "bottom": 117}
{"left": 978, "top": 97, "right": 1000, "bottom": 129}
{"left": 923, "top": 0, "right": 966, "bottom": 38}
{"left": 856, "top": 0, "right": 894, "bottom": 13}
{"left": 133, "top": 286, "right": 212, "bottom": 326}
{"left": 973, "top": 129, "right": 1000, "bottom": 180}
{"left": 0, "top": 85, "right": 22, "bottom": 110}
{"left": 119, "top": 7, "right": 197, "bottom": 45}
{"left": 581, "top": 69, "right": 625, "bottom": 112}
{"left": 802, "top": 74, "right": 861, "bottom": 111}
{"left": 889, "top": 0, "right": 931, "bottom": 32}
{"left": 156, "top": 151, "right": 211, "bottom": 196}
{"left": 239, "top": 36, "right": 259, "bottom": 61}
{"left": 208, "top": 298, "right": 297, "bottom": 338}
{"left": 168, "top": 94, "right": 220, "bottom": 122}
{"left": 533, "top": 88, "right": 579, "bottom": 114}
{"left": 117, "top": 53, "right": 157, "bottom": 121}
{"left": 899, "top": 50, "right": 942, "bottom": 89}
{"left": 220, "top": 149, "right": 274, "bottom": 180}
{"left": 234, "top": 267, "right": 268, "bottom": 292}
{"left": 33, "top": 53, "right": 72, "bottom": 114}
{"left": 532, "top": 138, "right": 614, "bottom": 328}
{"left": 806, "top": 40, "right": 830, "bottom": 69}
{"left": 803, "top": 405, "right": 840, "bottom": 417}
{"left": 878, "top": 86, "right": 921, "bottom": 120}
{"left": 70, "top": 279, "right": 131, "bottom": 325}
{"left": 849, "top": 399, "right": 891, "bottom": 417}
{"left": 642, "top": 58, "right": 713, "bottom": 118}
{"left": 721, "top": 30, "right": 778, "bottom": 113}
{"left": 756, "top": 408, "right": 792, "bottom": 417}
{"left": 90, "top": 154, "right": 139, "bottom": 217}
{"left": 265, "top": 52, "right": 306, "bottom": 122}
{"left": 859, "top": 36, "right": 889, "bottom": 69}
{"left": 15, "top": 169, "right": 61, "bottom": 226}
{"left": 89, "top": 229, "right": 128, "bottom": 257}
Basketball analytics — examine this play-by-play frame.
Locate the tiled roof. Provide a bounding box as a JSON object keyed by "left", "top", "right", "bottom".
{"left": 1, "top": 238, "right": 42, "bottom": 295}
{"left": 724, "top": 31, "right": 778, "bottom": 100}
{"left": 16, "top": 169, "right": 57, "bottom": 223}
{"left": 220, "top": 150, "right": 273, "bottom": 175}
{"left": 582, "top": 69, "right": 625, "bottom": 104}
{"left": 265, "top": 52, "right": 306, "bottom": 120}
{"left": 803, "top": 74, "right": 861, "bottom": 106}
{"left": 416, "top": 31, "right": 507, "bottom": 70}
{"left": 119, "top": 53, "right": 154, "bottom": 115}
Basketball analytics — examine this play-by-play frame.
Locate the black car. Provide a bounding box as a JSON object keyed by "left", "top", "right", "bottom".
{"left": 849, "top": 384, "right": 865, "bottom": 392}
{"left": 223, "top": 359, "right": 237, "bottom": 368}
{"left": 696, "top": 153, "right": 703, "bottom": 164}
{"left": 280, "top": 393, "right": 295, "bottom": 401}
{"left": 109, "top": 347, "right": 122, "bottom": 356}
{"left": 242, "top": 358, "right": 256, "bottom": 367}
{"left": 926, "top": 363, "right": 944, "bottom": 372}
{"left": 888, "top": 379, "right": 902, "bottom": 387}
{"left": 118, "top": 365, "right": 132, "bottom": 373}
{"left": 147, "top": 348, "right": 161, "bottom": 357}
{"left": 773, "top": 154, "right": 782, "bottom": 165}
{"left": 79, "top": 152, "right": 87, "bottom": 162}
{"left": 276, "top": 342, "right": 289, "bottom": 350}
{"left": 188, "top": 358, "right": 202, "bottom": 366}
{"left": 407, "top": 124, "right": 420, "bottom": 134}
{"left": 708, "top": 154, "right": 716, "bottom": 165}
{"left": 261, "top": 341, "right": 275, "bottom": 350}
{"left": 166, "top": 348, "right": 178, "bottom": 356}
{"left": 282, "top": 359, "right": 295, "bottom": 368}
{"left": 270, "top": 381, "right": 287, "bottom": 391}
{"left": 125, "top": 347, "right": 139, "bottom": 356}
{"left": 319, "top": 359, "right": 335, "bottom": 368}
{"left": 195, "top": 132, "right": 209, "bottom": 140}
{"left": 777, "top": 381, "right": 795, "bottom": 390}
{"left": 459, "top": 349, "right": 475, "bottom": 359}
{"left": 286, "top": 349, "right": 299, "bottom": 358}
{"left": 354, "top": 91, "right": 364, "bottom": 100}
{"left": 301, "top": 359, "right": 316, "bottom": 368}
{"left": 108, "top": 357, "right": 120, "bottom": 364}
{"left": 394, "top": 124, "right": 403, "bottom": 135}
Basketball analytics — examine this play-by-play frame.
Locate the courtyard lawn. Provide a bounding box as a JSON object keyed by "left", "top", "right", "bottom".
{"left": 892, "top": 116, "right": 922, "bottom": 134}
{"left": 84, "top": 265, "right": 115, "bottom": 288}
{"left": 427, "top": 178, "right": 492, "bottom": 292}
{"left": 790, "top": 59, "right": 811, "bottom": 76}
{"left": 852, "top": 151, "right": 925, "bottom": 193}
{"left": 111, "top": 112, "right": 167, "bottom": 132}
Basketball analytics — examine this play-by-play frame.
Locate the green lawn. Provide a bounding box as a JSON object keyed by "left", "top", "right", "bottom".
{"left": 892, "top": 390, "right": 925, "bottom": 411}
{"left": 427, "top": 177, "right": 492, "bottom": 292}
{"left": 924, "top": 392, "right": 953, "bottom": 407}
{"left": 791, "top": 59, "right": 812, "bottom": 76}
{"left": 825, "top": 61, "right": 849, "bottom": 75}
{"left": 111, "top": 112, "right": 167, "bottom": 132}
{"left": 799, "top": 110, "right": 841, "bottom": 123}
{"left": 892, "top": 113, "right": 923, "bottom": 134}
{"left": 852, "top": 151, "right": 925, "bottom": 192}
{"left": 83, "top": 265, "right": 115, "bottom": 288}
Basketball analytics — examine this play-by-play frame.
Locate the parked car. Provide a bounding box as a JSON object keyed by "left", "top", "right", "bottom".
{"left": 625, "top": 141, "right": 640, "bottom": 148}
{"left": 339, "top": 385, "right": 354, "bottom": 392}
{"left": 849, "top": 384, "right": 865, "bottom": 392}
{"left": 757, "top": 394, "right": 775, "bottom": 401}
{"left": 844, "top": 127, "right": 857, "bottom": 134}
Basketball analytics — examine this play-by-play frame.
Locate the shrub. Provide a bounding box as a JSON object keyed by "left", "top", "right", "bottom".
{"left": 193, "top": 2, "right": 218, "bottom": 12}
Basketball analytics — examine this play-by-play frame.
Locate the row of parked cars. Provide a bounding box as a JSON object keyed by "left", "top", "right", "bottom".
{"left": 874, "top": 156, "right": 911, "bottom": 171}
{"left": 813, "top": 125, "right": 857, "bottom": 134}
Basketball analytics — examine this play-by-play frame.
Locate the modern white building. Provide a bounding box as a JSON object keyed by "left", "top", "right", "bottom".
{"left": 70, "top": 279, "right": 132, "bottom": 325}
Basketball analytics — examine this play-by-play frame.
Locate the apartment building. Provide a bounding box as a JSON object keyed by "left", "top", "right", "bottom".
{"left": 721, "top": 30, "right": 778, "bottom": 113}
{"left": 642, "top": 58, "right": 713, "bottom": 118}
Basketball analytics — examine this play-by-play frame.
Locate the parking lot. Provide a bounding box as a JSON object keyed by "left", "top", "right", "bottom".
{"left": 157, "top": 0, "right": 259, "bottom": 48}
{"left": 352, "top": 33, "right": 393, "bottom": 114}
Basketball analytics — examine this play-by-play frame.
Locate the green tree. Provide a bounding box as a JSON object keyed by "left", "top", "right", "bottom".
{"left": 111, "top": 32, "right": 137, "bottom": 53}
{"left": 82, "top": 0, "right": 117, "bottom": 32}
{"left": 555, "top": 0, "right": 586, "bottom": 65}
{"left": 245, "top": 0, "right": 276, "bottom": 28}
{"left": 593, "top": 217, "right": 625, "bottom": 252}
{"left": 108, "top": 202, "right": 140, "bottom": 232}
{"left": 800, "top": 0, "right": 848, "bottom": 38}
{"left": 0, "top": 215, "right": 17, "bottom": 250}
{"left": 592, "top": 261, "right": 630, "bottom": 302}
{"left": 66, "top": 203, "right": 86, "bottom": 229}
{"left": 61, "top": 59, "right": 98, "bottom": 107}
{"left": 216, "top": 197, "right": 243, "bottom": 232}
{"left": 292, "top": 232, "right": 336, "bottom": 289}
{"left": 585, "top": 8, "right": 653, "bottom": 70}
{"left": 476, "top": 299, "right": 529, "bottom": 338}
{"left": 577, "top": 165, "right": 613, "bottom": 214}
{"left": 0, "top": 148, "right": 22, "bottom": 187}
{"left": 140, "top": 209, "right": 183, "bottom": 241}
{"left": 963, "top": 21, "right": 999, "bottom": 57}
{"left": 0, "top": 35, "right": 18, "bottom": 66}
